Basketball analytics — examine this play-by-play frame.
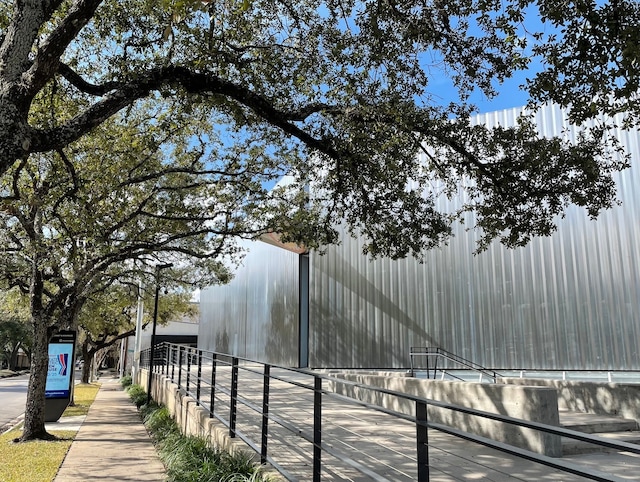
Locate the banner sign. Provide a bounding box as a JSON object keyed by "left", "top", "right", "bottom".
{"left": 45, "top": 331, "right": 76, "bottom": 399}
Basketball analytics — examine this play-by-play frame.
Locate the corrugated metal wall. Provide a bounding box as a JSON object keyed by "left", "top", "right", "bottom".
{"left": 309, "top": 105, "right": 640, "bottom": 370}
{"left": 199, "top": 104, "right": 640, "bottom": 370}
{"left": 198, "top": 240, "right": 301, "bottom": 365}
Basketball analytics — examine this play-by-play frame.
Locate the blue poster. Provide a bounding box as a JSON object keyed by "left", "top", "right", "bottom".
{"left": 45, "top": 343, "right": 73, "bottom": 398}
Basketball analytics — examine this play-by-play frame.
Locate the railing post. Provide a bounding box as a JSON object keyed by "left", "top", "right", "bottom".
{"left": 159, "top": 343, "right": 164, "bottom": 374}
{"left": 416, "top": 400, "right": 429, "bottom": 481}
{"left": 165, "top": 343, "right": 173, "bottom": 381}
{"left": 170, "top": 345, "right": 175, "bottom": 382}
{"left": 313, "top": 375, "right": 322, "bottom": 482}
{"left": 261, "top": 364, "right": 271, "bottom": 464}
{"left": 433, "top": 354, "right": 438, "bottom": 380}
{"left": 177, "top": 346, "right": 184, "bottom": 387}
{"left": 196, "top": 349, "right": 203, "bottom": 405}
{"left": 229, "top": 356, "right": 239, "bottom": 438}
{"left": 163, "top": 343, "right": 168, "bottom": 374}
{"left": 410, "top": 350, "right": 414, "bottom": 377}
{"left": 186, "top": 347, "right": 192, "bottom": 395}
{"left": 209, "top": 353, "right": 217, "bottom": 418}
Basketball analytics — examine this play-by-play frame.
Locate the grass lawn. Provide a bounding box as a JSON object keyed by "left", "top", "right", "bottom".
{"left": 64, "top": 383, "right": 101, "bottom": 417}
{"left": 0, "top": 430, "right": 76, "bottom": 482}
{"left": 0, "top": 382, "right": 101, "bottom": 482}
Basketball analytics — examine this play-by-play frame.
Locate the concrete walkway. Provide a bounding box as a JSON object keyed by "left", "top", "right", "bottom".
{"left": 52, "top": 377, "right": 166, "bottom": 481}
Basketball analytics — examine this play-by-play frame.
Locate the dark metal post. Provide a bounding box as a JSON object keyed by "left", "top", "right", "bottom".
{"left": 229, "top": 356, "right": 239, "bottom": 438}
{"left": 410, "top": 350, "right": 414, "bottom": 377}
{"left": 171, "top": 345, "right": 176, "bottom": 382}
{"left": 177, "top": 346, "right": 184, "bottom": 387}
{"left": 146, "top": 279, "right": 161, "bottom": 405}
{"left": 162, "top": 344, "right": 167, "bottom": 374}
{"left": 313, "top": 375, "right": 322, "bottom": 482}
{"left": 186, "top": 347, "right": 191, "bottom": 395}
{"left": 146, "top": 263, "right": 172, "bottom": 405}
{"left": 165, "top": 344, "right": 171, "bottom": 376}
{"left": 433, "top": 355, "right": 438, "bottom": 380}
{"left": 416, "top": 400, "right": 429, "bottom": 481}
{"left": 196, "top": 349, "right": 203, "bottom": 405}
{"left": 261, "top": 364, "right": 271, "bottom": 464}
{"left": 209, "top": 353, "right": 217, "bottom": 418}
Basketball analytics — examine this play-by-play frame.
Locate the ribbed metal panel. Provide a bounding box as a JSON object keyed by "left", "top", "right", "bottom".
{"left": 198, "top": 240, "right": 300, "bottom": 365}
{"left": 199, "top": 104, "right": 640, "bottom": 370}
{"left": 309, "top": 105, "right": 640, "bottom": 370}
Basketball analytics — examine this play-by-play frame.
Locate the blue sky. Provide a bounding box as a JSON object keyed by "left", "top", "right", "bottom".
{"left": 472, "top": 71, "right": 533, "bottom": 113}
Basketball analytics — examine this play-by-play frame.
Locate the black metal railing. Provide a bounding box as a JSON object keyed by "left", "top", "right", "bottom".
{"left": 410, "top": 346, "right": 503, "bottom": 382}
{"left": 140, "top": 343, "right": 640, "bottom": 482}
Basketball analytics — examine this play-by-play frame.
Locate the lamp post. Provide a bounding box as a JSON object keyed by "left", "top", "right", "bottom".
{"left": 132, "top": 281, "right": 144, "bottom": 382}
{"left": 147, "top": 263, "right": 173, "bottom": 405}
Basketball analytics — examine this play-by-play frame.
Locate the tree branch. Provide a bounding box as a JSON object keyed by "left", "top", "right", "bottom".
{"left": 25, "top": 0, "right": 105, "bottom": 95}
{"left": 0, "top": 0, "right": 63, "bottom": 84}
{"left": 56, "top": 63, "right": 122, "bottom": 96}
{"left": 31, "top": 66, "right": 345, "bottom": 160}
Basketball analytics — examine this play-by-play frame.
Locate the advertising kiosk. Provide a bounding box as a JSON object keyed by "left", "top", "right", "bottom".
{"left": 44, "top": 330, "right": 76, "bottom": 422}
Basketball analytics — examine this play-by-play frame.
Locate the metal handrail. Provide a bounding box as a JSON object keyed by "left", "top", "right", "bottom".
{"left": 410, "top": 346, "right": 503, "bottom": 382}
{"left": 140, "top": 343, "right": 639, "bottom": 482}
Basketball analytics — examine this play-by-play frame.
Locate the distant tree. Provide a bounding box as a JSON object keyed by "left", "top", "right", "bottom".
{"left": 0, "top": 290, "right": 31, "bottom": 370}
{"left": 76, "top": 282, "right": 196, "bottom": 384}
{"left": 0, "top": 320, "right": 31, "bottom": 370}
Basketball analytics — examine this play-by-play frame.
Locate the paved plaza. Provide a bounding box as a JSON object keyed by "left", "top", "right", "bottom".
{"left": 180, "top": 365, "right": 640, "bottom": 481}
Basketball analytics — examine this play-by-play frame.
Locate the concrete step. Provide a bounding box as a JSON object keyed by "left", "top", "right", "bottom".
{"left": 559, "top": 410, "right": 638, "bottom": 434}
{"left": 561, "top": 430, "right": 640, "bottom": 455}
{"left": 559, "top": 410, "right": 640, "bottom": 455}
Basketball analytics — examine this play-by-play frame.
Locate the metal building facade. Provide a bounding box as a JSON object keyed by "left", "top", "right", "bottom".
{"left": 200, "top": 104, "right": 640, "bottom": 370}
{"left": 199, "top": 240, "right": 302, "bottom": 366}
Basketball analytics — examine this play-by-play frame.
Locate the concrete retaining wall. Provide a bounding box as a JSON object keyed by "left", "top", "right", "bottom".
{"left": 137, "top": 370, "right": 264, "bottom": 463}
{"left": 328, "top": 373, "right": 562, "bottom": 457}
{"left": 502, "top": 378, "right": 640, "bottom": 423}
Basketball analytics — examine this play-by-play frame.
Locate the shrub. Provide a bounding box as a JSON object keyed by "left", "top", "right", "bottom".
{"left": 120, "top": 375, "right": 132, "bottom": 388}
{"left": 144, "top": 406, "right": 176, "bottom": 440}
{"left": 126, "top": 384, "right": 148, "bottom": 408}
{"left": 134, "top": 402, "right": 270, "bottom": 482}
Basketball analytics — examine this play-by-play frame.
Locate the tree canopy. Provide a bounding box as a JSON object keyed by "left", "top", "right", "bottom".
{"left": 0, "top": 290, "right": 31, "bottom": 370}
{"left": 0, "top": 0, "right": 636, "bottom": 258}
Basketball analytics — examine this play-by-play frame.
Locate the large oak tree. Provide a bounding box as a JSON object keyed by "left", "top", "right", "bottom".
{"left": 0, "top": 103, "right": 317, "bottom": 441}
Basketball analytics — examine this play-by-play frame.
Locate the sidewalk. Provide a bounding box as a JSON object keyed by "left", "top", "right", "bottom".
{"left": 52, "top": 377, "right": 166, "bottom": 481}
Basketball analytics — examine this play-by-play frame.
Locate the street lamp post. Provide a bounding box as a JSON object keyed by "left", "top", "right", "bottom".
{"left": 147, "top": 263, "right": 173, "bottom": 405}
{"left": 132, "top": 281, "right": 144, "bottom": 382}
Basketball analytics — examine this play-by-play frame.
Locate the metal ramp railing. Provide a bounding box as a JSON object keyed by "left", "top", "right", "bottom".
{"left": 409, "top": 347, "right": 503, "bottom": 382}
{"left": 141, "top": 343, "right": 640, "bottom": 481}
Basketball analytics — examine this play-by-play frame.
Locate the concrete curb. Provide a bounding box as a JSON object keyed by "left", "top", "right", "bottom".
{"left": 1, "top": 413, "right": 25, "bottom": 436}
{"left": 0, "top": 369, "right": 29, "bottom": 379}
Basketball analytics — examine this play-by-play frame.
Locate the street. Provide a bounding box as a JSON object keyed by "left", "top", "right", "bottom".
{"left": 0, "top": 374, "right": 29, "bottom": 433}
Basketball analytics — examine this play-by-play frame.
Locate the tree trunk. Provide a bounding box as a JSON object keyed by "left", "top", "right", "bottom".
{"left": 20, "top": 222, "right": 56, "bottom": 442}
{"left": 81, "top": 340, "right": 94, "bottom": 384}
{"left": 8, "top": 343, "right": 19, "bottom": 371}
{"left": 19, "top": 316, "right": 55, "bottom": 441}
